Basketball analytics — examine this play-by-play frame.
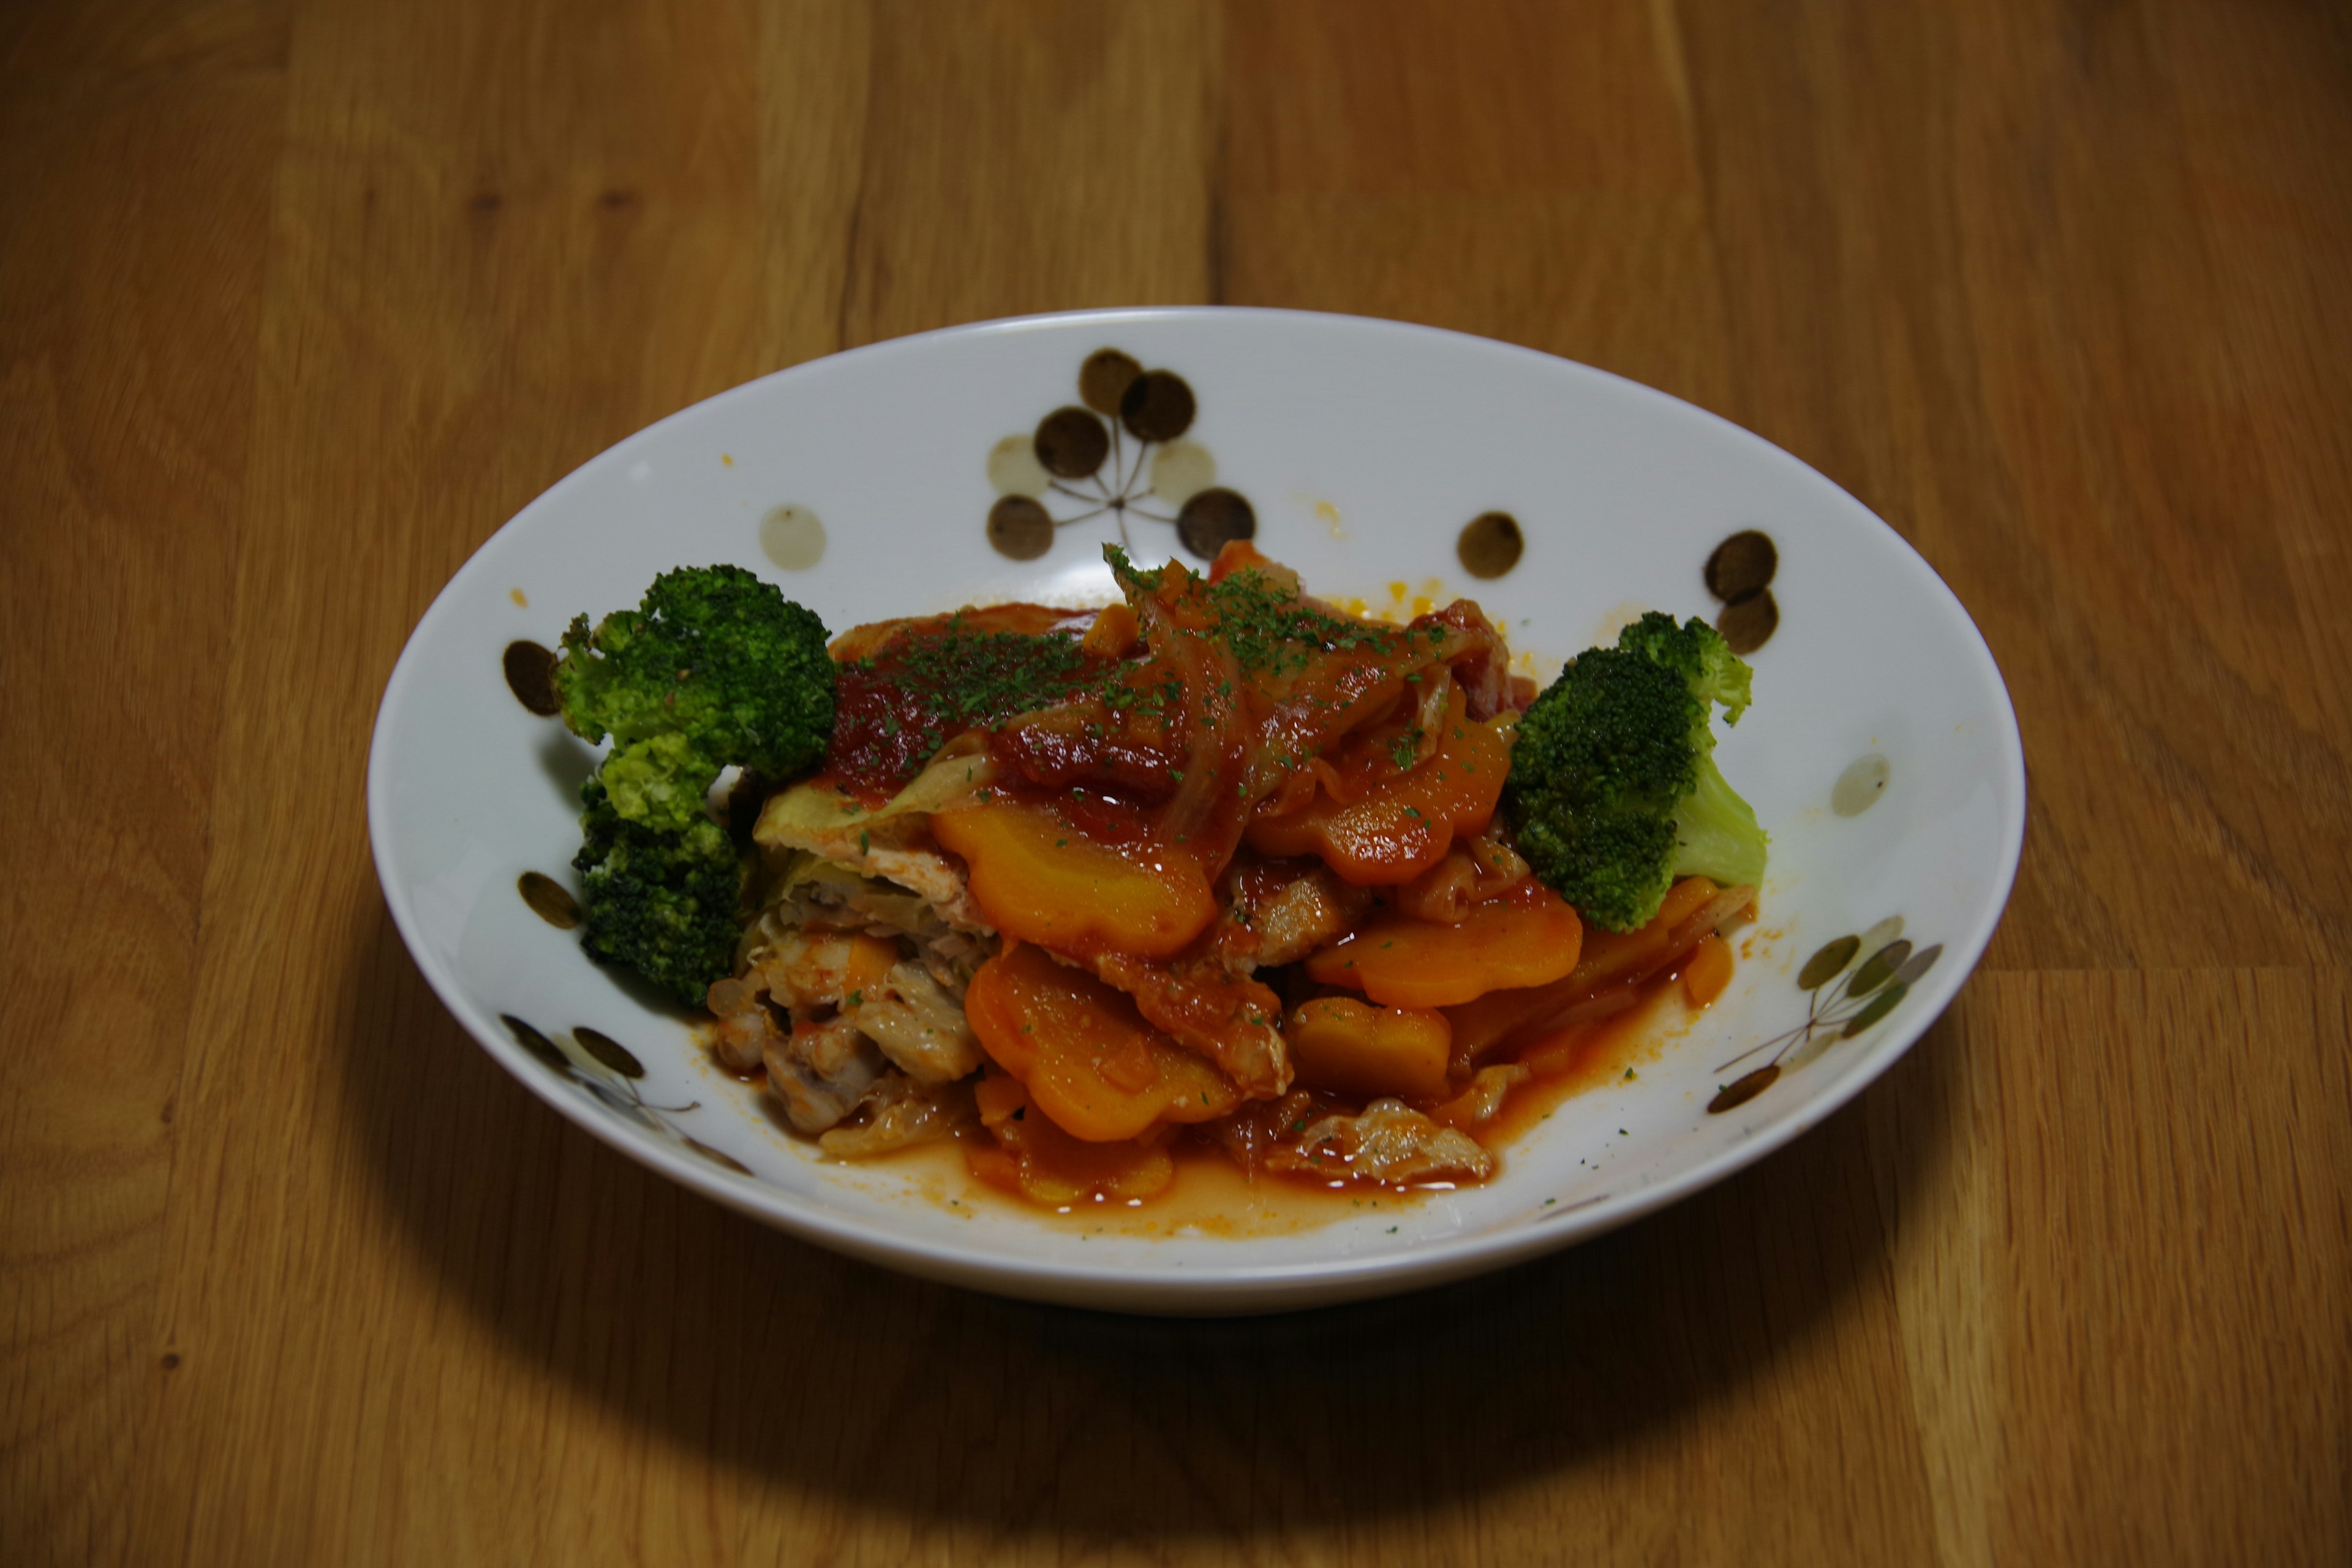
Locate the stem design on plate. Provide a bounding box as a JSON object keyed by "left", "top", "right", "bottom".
{"left": 500, "top": 1014, "right": 752, "bottom": 1174}
{"left": 1705, "top": 919, "right": 1942, "bottom": 1114}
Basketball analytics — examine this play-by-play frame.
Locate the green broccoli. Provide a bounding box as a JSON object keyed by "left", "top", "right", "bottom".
{"left": 554, "top": 565, "right": 832, "bottom": 1003}
{"left": 1501, "top": 612, "right": 1767, "bottom": 932}
{"left": 554, "top": 564, "right": 834, "bottom": 832}
{"left": 572, "top": 778, "right": 748, "bottom": 1007}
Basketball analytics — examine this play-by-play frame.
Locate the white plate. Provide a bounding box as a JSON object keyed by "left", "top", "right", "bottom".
{"left": 368, "top": 307, "right": 2024, "bottom": 1314}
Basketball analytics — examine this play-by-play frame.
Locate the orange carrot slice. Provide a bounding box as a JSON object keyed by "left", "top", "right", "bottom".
{"left": 933, "top": 799, "right": 1215, "bottom": 960}
{"left": 1682, "top": 933, "right": 1735, "bottom": 1007}
{"left": 964, "top": 1070, "right": 1175, "bottom": 1204}
{"left": 964, "top": 943, "right": 1240, "bottom": 1142}
{"left": 1246, "top": 698, "right": 1515, "bottom": 886}
{"left": 1443, "top": 878, "right": 1751, "bottom": 1061}
{"left": 1285, "top": 997, "right": 1453, "bottom": 1101}
{"left": 1304, "top": 881, "right": 1584, "bottom": 1009}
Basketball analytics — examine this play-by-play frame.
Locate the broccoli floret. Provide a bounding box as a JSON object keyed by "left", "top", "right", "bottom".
{"left": 1615, "top": 610, "right": 1753, "bottom": 723}
{"left": 572, "top": 778, "right": 748, "bottom": 1008}
{"left": 554, "top": 564, "right": 834, "bottom": 832}
{"left": 1502, "top": 612, "right": 1767, "bottom": 932}
{"left": 553, "top": 565, "right": 831, "bottom": 1002}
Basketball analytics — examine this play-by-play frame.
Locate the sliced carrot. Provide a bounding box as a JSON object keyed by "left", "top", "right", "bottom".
{"left": 1442, "top": 877, "right": 1736, "bottom": 1061}
{"left": 960, "top": 1137, "right": 1022, "bottom": 1191}
{"left": 1080, "top": 601, "right": 1139, "bottom": 658}
{"left": 1304, "top": 881, "right": 1583, "bottom": 1009}
{"left": 1285, "top": 997, "right": 1453, "bottom": 1101}
{"left": 964, "top": 943, "right": 1240, "bottom": 1142}
{"left": 1207, "top": 537, "right": 1291, "bottom": 586}
{"left": 1682, "top": 933, "right": 1735, "bottom": 1007}
{"left": 1000, "top": 1115, "right": 1175, "bottom": 1205}
{"left": 834, "top": 933, "right": 899, "bottom": 1014}
{"left": 962, "top": 1070, "right": 1174, "bottom": 1204}
{"left": 1245, "top": 693, "right": 1515, "bottom": 885}
{"left": 973, "top": 1069, "right": 1030, "bottom": 1127}
{"left": 933, "top": 799, "right": 1216, "bottom": 960}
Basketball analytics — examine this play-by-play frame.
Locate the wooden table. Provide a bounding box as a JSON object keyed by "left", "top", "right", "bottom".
{"left": 7, "top": 2, "right": 2347, "bottom": 1562}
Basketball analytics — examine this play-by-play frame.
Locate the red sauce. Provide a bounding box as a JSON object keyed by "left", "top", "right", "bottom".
{"left": 1479, "top": 981, "right": 1692, "bottom": 1150}
{"left": 820, "top": 605, "right": 1106, "bottom": 802}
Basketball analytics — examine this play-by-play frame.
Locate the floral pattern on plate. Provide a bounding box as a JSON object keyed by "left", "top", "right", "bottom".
{"left": 1707, "top": 919, "right": 1943, "bottom": 1113}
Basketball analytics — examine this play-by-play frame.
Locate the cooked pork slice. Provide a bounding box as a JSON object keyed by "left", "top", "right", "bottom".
{"left": 1281, "top": 1099, "right": 1496, "bottom": 1184}
{"left": 763, "top": 1017, "right": 886, "bottom": 1133}
{"left": 1251, "top": 865, "right": 1375, "bottom": 968}
{"left": 818, "top": 1071, "right": 970, "bottom": 1160}
{"left": 764, "top": 859, "right": 938, "bottom": 940}
{"left": 1199, "top": 1090, "right": 1330, "bottom": 1177}
{"left": 854, "top": 962, "right": 982, "bottom": 1084}
{"left": 1093, "top": 952, "right": 1292, "bottom": 1098}
{"left": 850, "top": 842, "right": 991, "bottom": 932}
{"left": 1394, "top": 833, "right": 1531, "bottom": 924}
{"left": 760, "top": 821, "right": 992, "bottom": 935}
{"left": 748, "top": 867, "right": 995, "bottom": 995}
{"left": 914, "top": 930, "right": 993, "bottom": 992}
{"left": 709, "top": 1005, "right": 782, "bottom": 1074}
{"left": 1444, "top": 1064, "right": 1532, "bottom": 1123}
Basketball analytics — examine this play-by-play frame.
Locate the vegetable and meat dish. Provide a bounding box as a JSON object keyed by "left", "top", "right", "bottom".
{"left": 547, "top": 542, "right": 1766, "bottom": 1207}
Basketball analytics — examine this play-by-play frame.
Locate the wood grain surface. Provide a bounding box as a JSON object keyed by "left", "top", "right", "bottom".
{"left": 5, "top": 1, "right": 2348, "bottom": 1562}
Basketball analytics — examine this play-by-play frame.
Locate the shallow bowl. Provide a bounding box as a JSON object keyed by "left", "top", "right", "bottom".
{"left": 367, "top": 307, "right": 2025, "bottom": 1314}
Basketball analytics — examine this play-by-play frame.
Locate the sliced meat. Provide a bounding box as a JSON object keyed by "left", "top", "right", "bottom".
{"left": 1248, "top": 864, "right": 1375, "bottom": 968}
{"left": 709, "top": 1005, "right": 781, "bottom": 1074}
{"left": 1092, "top": 951, "right": 1292, "bottom": 1098}
{"left": 1278, "top": 1098, "right": 1496, "bottom": 1185}
{"left": 1199, "top": 1090, "right": 1333, "bottom": 1177}
{"left": 756, "top": 801, "right": 994, "bottom": 936}
{"left": 818, "top": 1071, "right": 971, "bottom": 1159}
{"left": 1440, "top": 1064, "right": 1531, "bottom": 1124}
{"left": 992, "top": 698, "right": 1186, "bottom": 801}
{"left": 779, "top": 831, "right": 992, "bottom": 934}
{"left": 1415, "top": 599, "right": 1517, "bottom": 720}
{"left": 752, "top": 863, "right": 995, "bottom": 992}
{"left": 1393, "top": 832, "right": 1530, "bottom": 924}
{"left": 850, "top": 842, "right": 990, "bottom": 933}
{"left": 763, "top": 1016, "right": 886, "bottom": 1133}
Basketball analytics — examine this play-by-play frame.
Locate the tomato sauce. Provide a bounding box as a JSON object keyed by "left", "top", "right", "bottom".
{"left": 821, "top": 606, "right": 1105, "bottom": 802}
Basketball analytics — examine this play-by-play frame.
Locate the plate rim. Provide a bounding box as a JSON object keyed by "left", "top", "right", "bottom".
{"left": 366, "top": 304, "right": 2028, "bottom": 1313}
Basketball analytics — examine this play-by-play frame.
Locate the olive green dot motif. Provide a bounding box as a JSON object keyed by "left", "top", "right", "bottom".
{"left": 502, "top": 640, "right": 560, "bottom": 715}
{"left": 1704, "top": 529, "right": 1779, "bottom": 653}
{"left": 1456, "top": 511, "right": 1524, "bottom": 578}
